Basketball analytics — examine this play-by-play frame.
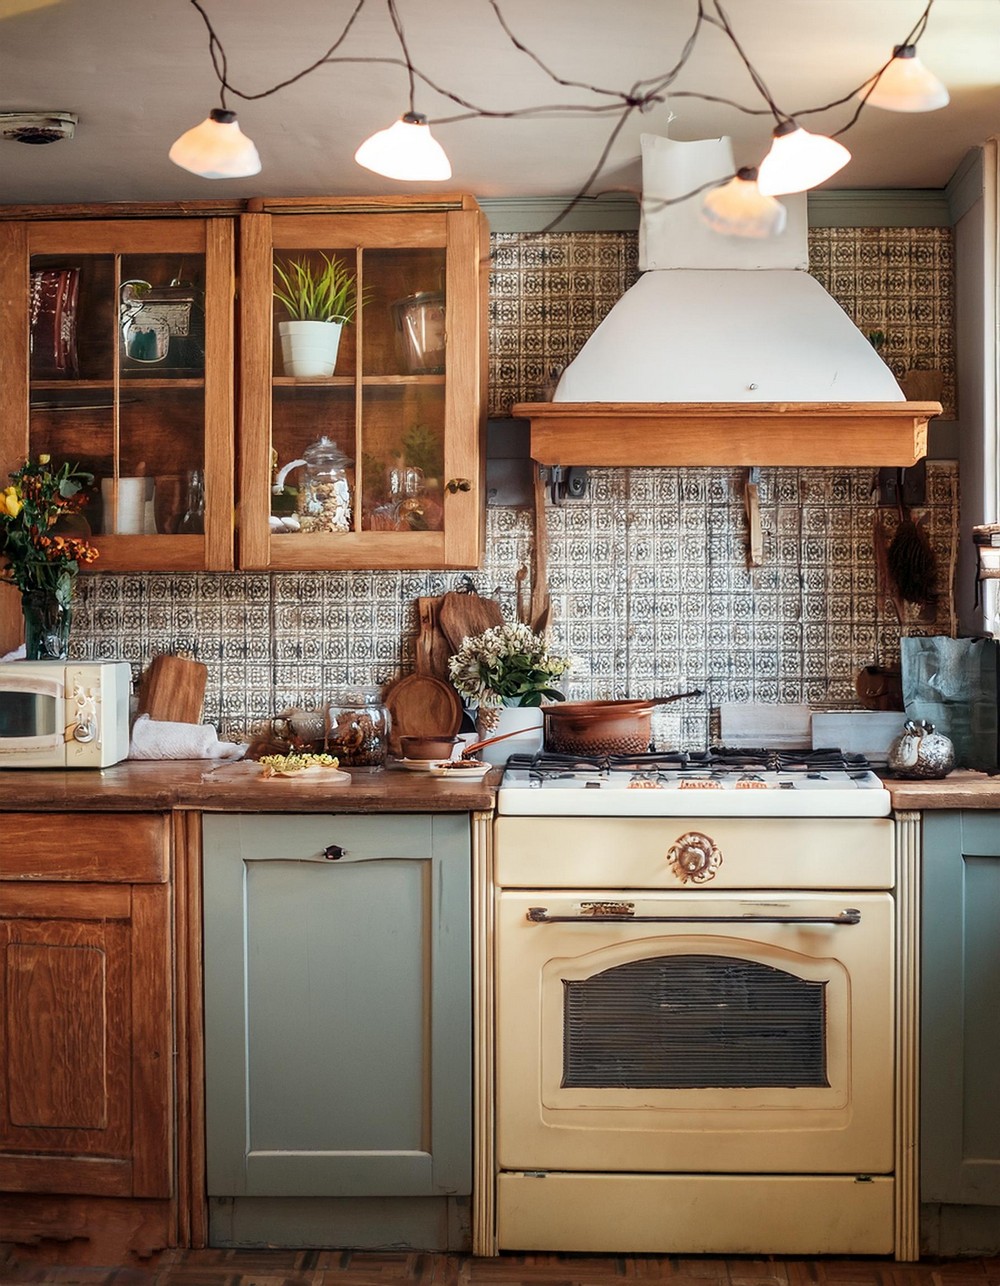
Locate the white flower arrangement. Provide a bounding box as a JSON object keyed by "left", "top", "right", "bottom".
{"left": 448, "top": 621, "right": 573, "bottom": 709}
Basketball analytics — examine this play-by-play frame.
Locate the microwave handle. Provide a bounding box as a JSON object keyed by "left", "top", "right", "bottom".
{"left": 526, "top": 907, "right": 862, "bottom": 926}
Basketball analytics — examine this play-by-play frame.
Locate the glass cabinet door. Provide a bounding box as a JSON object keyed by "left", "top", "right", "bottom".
{"left": 3, "top": 218, "right": 235, "bottom": 573}
{"left": 238, "top": 201, "right": 486, "bottom": 570}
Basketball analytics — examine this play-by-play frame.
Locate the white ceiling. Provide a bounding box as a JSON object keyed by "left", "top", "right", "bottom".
{"left": 0, "top": 0, "right": 998, "bottom": 207}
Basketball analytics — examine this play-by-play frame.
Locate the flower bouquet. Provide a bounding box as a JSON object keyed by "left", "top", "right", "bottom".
{"left": 448, "top": 621, "right": 573, "bottom": 737}
{"left": 1, "top": 455, "right": 99, "bottom": 658}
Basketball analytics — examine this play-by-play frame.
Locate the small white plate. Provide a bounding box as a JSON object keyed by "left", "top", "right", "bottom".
{"left": 397, "top": 757, "right": 446, "bottom": 772}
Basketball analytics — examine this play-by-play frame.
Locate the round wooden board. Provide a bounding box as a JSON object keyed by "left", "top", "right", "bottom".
{"left": 383, "top": 674, "right": 463, "bottom": 755}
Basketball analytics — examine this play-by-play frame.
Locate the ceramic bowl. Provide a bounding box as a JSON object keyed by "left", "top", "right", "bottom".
{"left": 399, "top": 734, "right": 462, "bottom": 760}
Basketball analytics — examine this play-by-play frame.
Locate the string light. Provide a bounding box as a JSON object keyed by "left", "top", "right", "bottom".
{"left": 757, "top": 121, "right": 851, "bottom": 197}
{"left": 169, "top": 108, "right": 261, "bottom": 179}
{"left": 701, "top": 167, "right": 787, "bottom": 238}
{"left": 862, "top": 45, "right": 950, "bottom": 112}
{"left": 173, "top": 0, "right": 950, "bottom": 232}
{"left": 354, "top": 111, "right": 452, "bottom": 180}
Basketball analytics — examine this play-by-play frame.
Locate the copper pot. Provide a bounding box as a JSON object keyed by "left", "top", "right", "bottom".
{"left": 542, "top": 692, "right": 701, "bottom": 757}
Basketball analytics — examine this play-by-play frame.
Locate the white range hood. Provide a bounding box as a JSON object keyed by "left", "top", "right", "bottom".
{"left": 513, "top": 135, "right": 940, "bottom": 467}
{"left": 556, "top": 134, "right": 903, "bottom": 405}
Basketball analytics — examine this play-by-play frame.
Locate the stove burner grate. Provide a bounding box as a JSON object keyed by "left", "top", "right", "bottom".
{"left": 504, "top": 747, "right": 874, "bottom": 777}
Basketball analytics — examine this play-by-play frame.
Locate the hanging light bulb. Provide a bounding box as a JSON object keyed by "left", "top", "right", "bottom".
{"left": 756, "top": 120, "right": 851, "bottom": 196}
{"left": 354, "top": 111, "right": 452, "bottom": 181}
{"left": 169, "top": 108, "right": 261, "bottom": 179}
{"left": 862, "top": 44, "right": 950, "bottom": 112}
{"left": 700, "top": 167, "right": 788, "bottom": 238}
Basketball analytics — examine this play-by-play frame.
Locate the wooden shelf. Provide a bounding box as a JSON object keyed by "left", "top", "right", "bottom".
{"left": 511, "top": 401, "right": 942, "bottom": 468}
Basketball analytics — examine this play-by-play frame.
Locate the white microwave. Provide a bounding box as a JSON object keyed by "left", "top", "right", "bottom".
{"left": 0, "top": 660, "right": 132, "bottom": 768}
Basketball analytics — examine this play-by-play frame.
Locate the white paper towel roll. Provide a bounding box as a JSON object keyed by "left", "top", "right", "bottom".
{"left": 102, "top": 476, "right": 152, "bottom": 535}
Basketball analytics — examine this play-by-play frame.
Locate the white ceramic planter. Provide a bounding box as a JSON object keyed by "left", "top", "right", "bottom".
{"left": 475, "top": 704, "right": 544, "bottom": 764}
{"left": 278, "top": 319, "right": 343, "bottom": 378}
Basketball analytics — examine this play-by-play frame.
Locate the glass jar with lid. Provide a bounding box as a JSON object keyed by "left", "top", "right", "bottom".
{"left": 325, "top": 685, "right": 390, "bottom": 771}
{"left": 272, "top": 435, "right": 353, "bottom": 534}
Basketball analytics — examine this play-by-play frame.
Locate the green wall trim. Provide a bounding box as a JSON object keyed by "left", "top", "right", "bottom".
{"left": 945, "top": 147, "right": 984, "bottom": 225}
{"left": 479, "top": 189, "right": 953, "bottom": 233}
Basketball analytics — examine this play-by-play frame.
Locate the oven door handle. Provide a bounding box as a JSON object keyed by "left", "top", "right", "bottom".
{"left": 526, "top": 907, "right": 863, "bottom": 925}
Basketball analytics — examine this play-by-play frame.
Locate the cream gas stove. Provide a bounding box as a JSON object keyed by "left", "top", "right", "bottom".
{"left": 481, "top": 745, "right": 917, "bottom": 1260}
{"left": 497, "top": 748, "right": 891, "bottom": 817}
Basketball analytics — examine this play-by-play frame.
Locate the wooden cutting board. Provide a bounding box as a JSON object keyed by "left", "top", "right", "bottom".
{"left": 437, "top": 589, "right": 504, "bottom": 654}
{"left": 136, "top": 654, "right": 208, "bottom": 724}
{"left": 383, "top": 673, "right": 463, "bottom": 756}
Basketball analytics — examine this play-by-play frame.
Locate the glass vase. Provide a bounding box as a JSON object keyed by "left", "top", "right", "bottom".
{"left": 22, "top": 587, "right": 73, "bottom": 660}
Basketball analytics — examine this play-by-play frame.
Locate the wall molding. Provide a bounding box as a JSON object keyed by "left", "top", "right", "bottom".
{"left": 479, "top": 189, "right": 953, "bottom": 233}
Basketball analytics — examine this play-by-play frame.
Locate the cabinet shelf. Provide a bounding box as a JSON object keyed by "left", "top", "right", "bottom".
{"left": 512, "top": 401, "right": 942, "bottom": 468}
{"left": 31, "top": 378, "right": 206, "bottom": 391}
{"left": 271, "top": 374, "right": 447, "bottom": 388}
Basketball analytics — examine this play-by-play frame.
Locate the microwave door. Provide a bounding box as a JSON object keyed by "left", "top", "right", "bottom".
{"left": 0, "top": 672, "right": 65, "bottom": 760}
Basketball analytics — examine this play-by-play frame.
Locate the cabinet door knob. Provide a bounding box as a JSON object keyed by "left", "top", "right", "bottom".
{"left": 323, "top": 844, "right": 346, "bottom": 860}
{"left": 446, "top": 478, "right": 472, "bottom": 494}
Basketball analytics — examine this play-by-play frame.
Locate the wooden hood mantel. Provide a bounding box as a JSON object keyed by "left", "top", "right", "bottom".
{"left": 511, "top": 401, "right": 942, "bottom": 468}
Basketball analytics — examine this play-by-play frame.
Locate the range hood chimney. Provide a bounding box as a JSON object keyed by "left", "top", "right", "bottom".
{"left": 513, "top": 135, "right": 940, "bottom": 468}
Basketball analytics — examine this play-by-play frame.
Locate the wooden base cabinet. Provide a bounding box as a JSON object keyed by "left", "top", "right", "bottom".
{"left": 201, "top": 812, "right": 472, "bottom": 1250}
{"left": 0, "top": 812, "right": 175, "bottom": 1259}
{"left": 921, "top": 811, "right": 1000, "bottom": 1255}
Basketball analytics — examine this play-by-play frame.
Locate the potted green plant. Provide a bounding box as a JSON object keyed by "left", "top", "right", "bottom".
{"left": 273, "top": 253, "right": 361, "bottom": 378}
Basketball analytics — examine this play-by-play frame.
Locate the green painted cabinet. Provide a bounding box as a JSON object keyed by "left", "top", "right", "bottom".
{"left": 201, "top": 812, "right": 472, "bottom": 1249}
{"left": 921, "top": 811, "right": 1000, "bottom": 1254}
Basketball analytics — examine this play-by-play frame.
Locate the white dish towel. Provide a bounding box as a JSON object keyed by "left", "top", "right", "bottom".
{"left": 129, "top": 714, "right": 246, "bottom": 761}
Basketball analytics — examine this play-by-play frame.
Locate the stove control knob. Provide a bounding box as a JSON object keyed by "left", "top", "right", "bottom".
{"left": 666, "top": 831, "right": 722, "bottom": 884}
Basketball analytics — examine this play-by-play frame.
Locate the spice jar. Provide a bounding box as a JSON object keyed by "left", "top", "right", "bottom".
{"left": 273, "top": 435, "right": 353, "bottom": 534}
{"left": 325, "top": 686, "right": 390, "bottom": 771}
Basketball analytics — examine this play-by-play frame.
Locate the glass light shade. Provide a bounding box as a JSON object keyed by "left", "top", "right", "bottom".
{"left": 700, "top": 168, "right": 788, "bottom": 238}
{"left": 863, "top": 45, "right": 950, "bottom": 112}
{"left": 354, "top": 112, "right": 452, "bottom": 181}
{"left": 169, "top": 108, "right": 261, "bottom": 179}
{"left": 757, "top": 121, "right": 851, "bottom": 196}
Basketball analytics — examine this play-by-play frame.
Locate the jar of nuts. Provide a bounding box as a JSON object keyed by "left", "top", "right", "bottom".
{"left": 325, "top": 685, "right": 391, "bottom": 771}
{"left": 282, "top": 435, "right": 353, "bottom": 534}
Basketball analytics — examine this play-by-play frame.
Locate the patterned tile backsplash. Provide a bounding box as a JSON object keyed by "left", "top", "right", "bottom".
{"left": 69, "top": 226, "right": 958, "bottom": 750}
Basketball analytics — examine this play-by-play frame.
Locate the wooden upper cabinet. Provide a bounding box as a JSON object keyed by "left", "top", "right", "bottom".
{"left": 0, "top": 215, "right": 236, "bottom": 574}
{"left": 237, "top": 196, "right": 489, "bottom": 571}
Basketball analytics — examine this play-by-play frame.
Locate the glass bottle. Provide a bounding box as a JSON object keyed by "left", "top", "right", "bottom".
{"left": 178, "top": 469, "right": 205, "bottom": 534}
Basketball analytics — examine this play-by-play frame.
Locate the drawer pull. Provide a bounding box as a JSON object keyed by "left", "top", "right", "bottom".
{"left": 323, "top": 844, "right": 346, "bottom": 860}
{"left": 526, "top": 907, "right": 862, "bottom": 926}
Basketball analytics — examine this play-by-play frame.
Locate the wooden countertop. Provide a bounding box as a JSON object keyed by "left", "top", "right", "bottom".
{"left": 2, "top": 761, "right": 998, "bottom": 813}
{"left": 0, "top": 759, "right": 500, "bottom": 812}
{"left": 883, "top": 768, "right": 1000, "bottom": 810}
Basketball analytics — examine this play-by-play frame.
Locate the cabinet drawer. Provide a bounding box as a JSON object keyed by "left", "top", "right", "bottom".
{"left": 0, "top": 812, "right": 169, "bottom": 882}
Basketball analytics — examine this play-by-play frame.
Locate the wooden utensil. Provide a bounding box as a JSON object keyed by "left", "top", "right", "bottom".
{"left": 136, "top": 654, "right": 208, "bottom": 724}
{"left": 416, "top": 595, "right": 452, "bottom": 680}
{"left": 437, "top": 588, "right": 504, "bottom": 654}
{"left": 383, "top": 674, "right": 463, "bottom": 757}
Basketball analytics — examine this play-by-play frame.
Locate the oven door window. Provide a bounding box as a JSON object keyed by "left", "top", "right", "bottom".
{"left": 496, "top": 890, "right": 894, "bottom": 1175}
{"left": 563, "top": 953, "right": 828, "bottom": 1089}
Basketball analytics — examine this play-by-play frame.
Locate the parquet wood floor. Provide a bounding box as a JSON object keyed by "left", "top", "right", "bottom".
{"left": 3, "top": 1248, "right": 1000, "bottom": 1286}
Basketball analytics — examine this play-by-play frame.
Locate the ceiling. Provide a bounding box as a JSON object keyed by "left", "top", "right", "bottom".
{"left": 0, "top": 0, "right": 998, "bottom": 207}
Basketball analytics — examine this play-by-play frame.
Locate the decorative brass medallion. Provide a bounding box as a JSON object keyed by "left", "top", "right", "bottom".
{"left": 666, "top": 831, "right": 723, "bottom": 884}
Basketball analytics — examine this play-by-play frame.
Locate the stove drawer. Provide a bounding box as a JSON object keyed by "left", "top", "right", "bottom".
{"left": 494, "top": 815, "right": 894, "bottom": 889}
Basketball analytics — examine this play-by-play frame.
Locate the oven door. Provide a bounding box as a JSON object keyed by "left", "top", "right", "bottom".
{"left": 496, "top": 889, "right": 894, "bottom": 1174}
